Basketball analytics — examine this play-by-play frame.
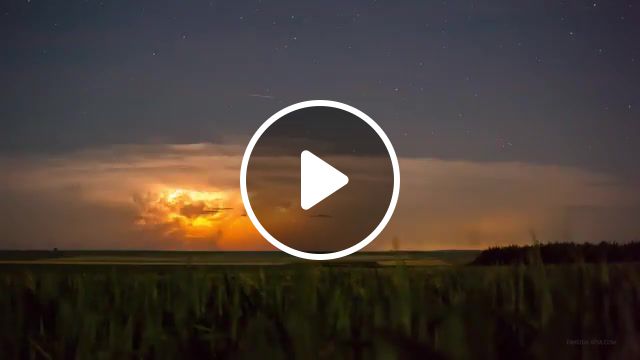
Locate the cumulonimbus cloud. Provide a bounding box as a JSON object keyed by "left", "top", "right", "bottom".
{"left": 0, "top": 143, "right": 638, "bottom": 250}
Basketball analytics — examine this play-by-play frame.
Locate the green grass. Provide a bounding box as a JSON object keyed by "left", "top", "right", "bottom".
{"left": 0, "top": 250, "right": 480, "bottom": 266}
{"left": 0, "top": 257, "right": 638, "bottom": 359}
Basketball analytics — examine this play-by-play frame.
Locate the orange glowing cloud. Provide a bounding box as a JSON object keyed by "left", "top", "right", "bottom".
{"left": 0, "top": 143, "right": 638, "bottom": 250}
{"left": 0, "top": 143, "right": 268, "bottom": 250}
{"left": 129, "top": 187, "right": 264, "bottom": 250}
{"left": 134, "top": 188, "right": 231, "bottom": 238}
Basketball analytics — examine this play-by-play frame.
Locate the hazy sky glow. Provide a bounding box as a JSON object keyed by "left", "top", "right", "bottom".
{"left": 1, "top": 144, "right": 638, "bottom": 250}
{"left": 1, "top": 1, "right": 639, "bottom": 249}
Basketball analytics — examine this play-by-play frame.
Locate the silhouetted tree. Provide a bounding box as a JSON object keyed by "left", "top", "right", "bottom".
{"left": 471, "top": 241, "right": 640, "bottom": 265}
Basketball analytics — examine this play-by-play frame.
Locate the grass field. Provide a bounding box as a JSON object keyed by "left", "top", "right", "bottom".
{"left": 0, "top": 251, "right": 638, "bottom": 359}
{"left": 0, "top": 250, "right": 479, "bottom": 266}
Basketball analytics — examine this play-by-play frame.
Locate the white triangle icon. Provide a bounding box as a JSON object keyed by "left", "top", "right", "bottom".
{"left": 300, "top": 150, "right": 349, "bottom": 210}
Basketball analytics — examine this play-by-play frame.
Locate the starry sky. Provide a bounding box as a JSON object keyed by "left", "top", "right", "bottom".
{"left": 1, "top": 0, "right": 639, "bottom": 250}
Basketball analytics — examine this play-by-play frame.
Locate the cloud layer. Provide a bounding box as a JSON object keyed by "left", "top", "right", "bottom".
{"left": 1, "top": 143, "right": 638, "bottom": 250}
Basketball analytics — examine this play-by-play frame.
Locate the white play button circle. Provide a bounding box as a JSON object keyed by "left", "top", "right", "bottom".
{"left": 300, "top": 150, "right": 349, "bottom": 210}
{"left": 240, "top": 100, "right": 400, "bottom": 260}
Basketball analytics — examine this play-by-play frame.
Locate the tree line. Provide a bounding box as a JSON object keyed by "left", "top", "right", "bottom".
{"left": 471, "top": 241, "right": 640, "bottom": 265}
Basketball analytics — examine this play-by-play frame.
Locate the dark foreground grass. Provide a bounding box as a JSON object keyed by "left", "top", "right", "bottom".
{"left": 1, "top": 263, "right": 639, "bottom": 359}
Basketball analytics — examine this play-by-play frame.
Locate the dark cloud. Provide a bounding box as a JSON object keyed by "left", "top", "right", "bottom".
{"left": 0, "top": 188, "right": 142, "bottom": 250}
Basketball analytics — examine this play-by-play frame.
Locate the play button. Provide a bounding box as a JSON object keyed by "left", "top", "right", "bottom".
{"left": 240, "top": 100, "right": 400, "bottom": 260}
{"left": 300, "top": 150, "right": 349, "bottom": 210}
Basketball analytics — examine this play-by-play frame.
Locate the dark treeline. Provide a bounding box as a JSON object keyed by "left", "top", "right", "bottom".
{"left": 471, "top": 241, "right": 640, "bottom": 265}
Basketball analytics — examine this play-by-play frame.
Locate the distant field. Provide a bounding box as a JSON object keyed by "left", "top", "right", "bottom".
{"left": 0, "top": 250, "right": 480, "bottom": 267}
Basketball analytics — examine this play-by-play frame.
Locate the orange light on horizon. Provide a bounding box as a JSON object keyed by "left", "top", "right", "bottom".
{"left": 135, "top": 188, "right": 233, "bottom": 238}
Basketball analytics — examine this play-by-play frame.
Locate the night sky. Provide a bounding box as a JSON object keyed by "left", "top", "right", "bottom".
{"left": 1, "top": 0, "right": 639, "bottom": 250}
